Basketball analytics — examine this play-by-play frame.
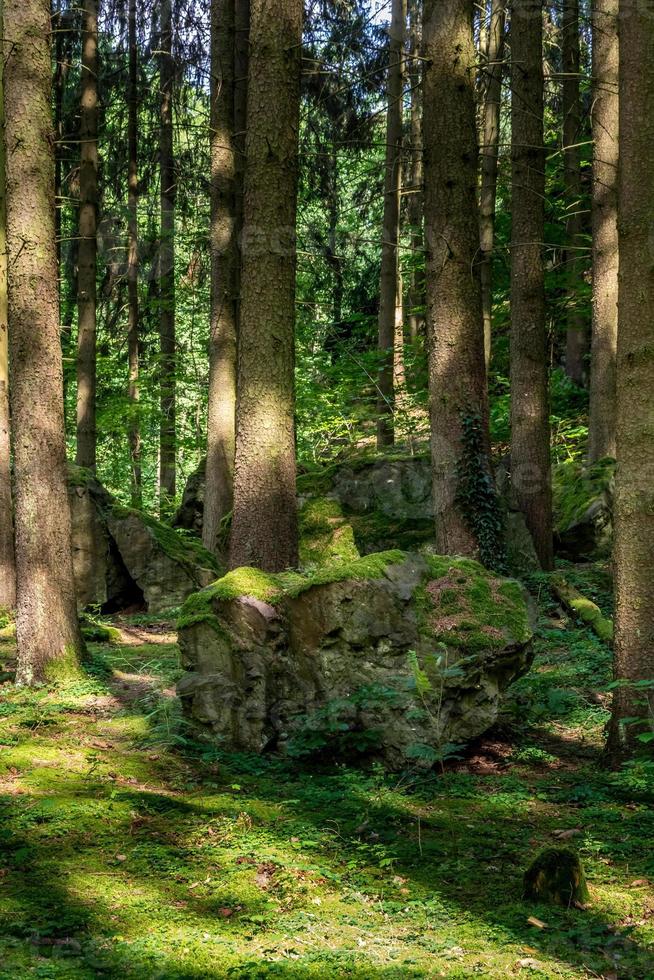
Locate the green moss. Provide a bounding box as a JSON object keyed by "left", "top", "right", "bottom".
{"left": 79, "top": 614, "right": 121, "bottom": 644}
{"left": 43, "top": 644, "right": 87, "bottom": 687}
{"left": 551, "top": 575, "right": 614, "bottom": 643}
{"left": 299, "top": 497, "right": 360, "bottom": 569}
{"left": 111, "top": 504, "right": 221, "bottom": 574}
{"left": 553, "top": 457, "right": 615, "bottom": 533}
{"left": 0, "top": 606, "right": 12, "bottom": 631}
{"left": 349, "top": 511, "right": 434, "bottom": 554}
{"left": 524, "top": 847, "right": 590, "bottom": 907}
{"left": 286, "top": 549, "right": 407, "bottom": 599}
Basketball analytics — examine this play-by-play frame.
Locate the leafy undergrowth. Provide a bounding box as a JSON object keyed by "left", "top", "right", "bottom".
{"left": 0, "top": 579, "right": 652, "bottom": 979}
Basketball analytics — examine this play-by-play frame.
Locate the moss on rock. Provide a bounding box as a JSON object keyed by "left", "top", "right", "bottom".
{"left": 553, "top": 457, "right": 615, "bottom": 558}
{"left": 298, "top": 498, "right": 359, "bottom": 569}
{"left": 524, "top": 847, "right": 590, "bottom": 907}
{"left": 110, "top": 505, "right": 220, "bottom": 575}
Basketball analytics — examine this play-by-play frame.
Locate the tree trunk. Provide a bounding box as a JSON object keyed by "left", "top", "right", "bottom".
{"left": 479, "top": 0, "right": 505, "bottom": 370}
{"left": 406, "top": 0, "right": 423, "bottom": 344}
{"left": 159, "top": 0, "right": 176, "bottom": 515}
{"left": 3, "top": 0, "right": 83, "bottom": 683}
{"left": 562, "top": 0, "right": 587, "bottom": 386}
{"left": 376, "top": 0, "right": 406, "bottom": 449}
{"left": 509, "top": 0, "right": 553, "bottom": 570}
{"left": 76, "top": 0, "right": 99, "bottom": 470}
{"left": 422, "top": 0, "right": 493, "bottom": 557}
{"left": 203, "top": 0, "right": 239, "bottom": 556}
{"left": 229, "top": 0, "right": 302, "bottom": 572}
{"left": 0, "top": 0, "right": 15, "bottom": 611}
{"left": 127, "top": 0, "right": 141, "bottom": 507}
{"left": 606, "top": 0, "right": 654, "bottom": 759}
{"left": 587, "top": 0, "right": 618, "bottom": 462}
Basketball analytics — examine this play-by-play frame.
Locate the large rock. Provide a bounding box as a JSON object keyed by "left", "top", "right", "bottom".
{"left": 553, "top": 458, "right": 615, "bottom": 560}
{"left": 177, "top": 551, "right": 533, "bottom": 769}
{"left": 67, "top": 465, "right": 219, "bottom": 613}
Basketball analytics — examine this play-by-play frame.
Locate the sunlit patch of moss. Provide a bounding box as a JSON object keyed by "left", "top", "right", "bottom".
{"left": 110, "top": 503, "right": 222, "bottom": 575}
{"left": 298, "top": 497, "right": 360, "bottom": 569}
{"left": 553, "top": 456, "right": 615, "bottom": 534}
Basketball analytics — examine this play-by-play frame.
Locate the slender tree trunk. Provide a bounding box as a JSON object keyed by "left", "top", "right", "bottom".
{"left": 587, "top": 0, "right": 618, "bottom": 462}
{"left": 127, "top": 0, "right": 141, "bottom": 506}
{"left": 76, "top": 0, "right": 99, "bottom": 470}
{"left": 606, "top": 0, "right": 654, "bottom": 759}
{"left": 422, "top": 0, "right": 493, "bottom": 557}
{"left": 562, "top": 0, "right": 586, "bottom": 386}
{"left": 159, "top": 0, "right": 176, "bottom": 514}
{"left": 229, "top": 0, "right": 302, "bottom": 572}
{"left": 406, "top": 0, "right": 423, "bottom": 344}
{"left": 479, "top": 0, "right": 505, "bottom": 370}
{"left": 0, "top": 0, "right": 15, "bottom": 611}
{"left": 204, "top": 0, "right": 238, "bottom": 555}
{"left": 376, "top": 0, "right": 406, "bottom": 449}
{"left": 3, "top": 0, "right": 83, "bottom": 683}
{"left": 510, "top": 0, "right": 553, "bottom": 570}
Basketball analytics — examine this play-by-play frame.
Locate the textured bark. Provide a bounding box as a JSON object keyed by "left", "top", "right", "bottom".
{"left": 422, "top": 0, "right": 492, "bottom": 557}
{"left": 479, "top": 0, "right": 505, "bottom": 370}
{"left": 376, "top": 0, "right": 406, "bottom": 448}
{"left": 406, "top": 0, "right": 423, "bottom": 343}
{"left": 204, "top": 0, "right": 240, "bottom": 556}
{"left": 606, "top": 0, "right": 654, "bottom": 758}
{"left": 229, "top": 0, "right": 302, "bottom": 572}
{"left": 0, "top": 0, "right": 15, "bottom": 610}
{"left": 3, "top": 0, "right": 83, "bottom": 682}
{"left": 127, "top": 0, "right": 141, "bottom": 506}
{"left": 510, "top": 0, "right": 553, "bottom": 570}
{"left": 159, "top": 0, "right": 176, "bottom": 513}
{"left": 76, "top": 0, "right": 99, "bottom": 470}
{"left": 587, "top": 0, "right": 618, "bottom": 462}
{"left": 562, "top": 0, "right": 587, "bottom": 386}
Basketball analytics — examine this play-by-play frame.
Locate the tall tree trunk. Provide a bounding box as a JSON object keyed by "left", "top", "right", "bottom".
{"left": 127, "top": 0, "right": 141, "bottom": 506}
{"left": 510, "top": 0, "right": 553, "bottom": 569}
{"left": 54, "top": 2, "right": 73, "bottom": 403}
{"left": 229, "top": 0, "right": 302, "bottom": 572}
{"left": 376, "top": 0, "right": 406, "bottom": 449}
{"left": 606, "top": 0, "right": 654, "bottom": 759}
{"left": 406, "top": 0, "right": 423, "bottom": 344}
{"left": 562, "top": 0, "right": 586, "bottom": 386}
{"left": 0, "top": 0, "right": 15, "bottom": 611}
{"left": 479, "top": 0, "right": 506, "bottom": 370}
{"left": 203, "top": 0, "right": 239, "bottom": 556}
{"left": 587, "top": 0, "right": 618, "bottom": 462}
{"left": 159, "top": 0, "right": 176, "bottom": 514}
{"left": 422, "top": 0, "right": 493, "bottom": 557}
{"left": 76, "top": 0, "right": 99, "bottom": 470}
{"left": 3, "top": 0, "right": 83, "bottom": 683}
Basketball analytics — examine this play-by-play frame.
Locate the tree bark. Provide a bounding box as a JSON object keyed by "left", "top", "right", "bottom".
{"left": 229, "top": 0, "right": 302, "bottom": 572}
{"left": 203, "top": 0, "right": 240, "bottom": 556}
{"left": 479, "top": 0, "right": 506, "bottom": 370}
{"left": 606, "top": 0, "right": 654, "bottom": 759}
{"left": 159, "top": 0, "right": 176, "bottom": 514}
{"left": 3, "top": 0, "right": 83, "bottom": 683}
{"left": 127, "top": 0, "right": 141, "bottom": 507}
{"left": 0, "top": 0, "right": 15, "bottom": 611}
{"left": 76, "top": 0, "right": 99, "bottom": 470}
{"left": 562, "top": 0, "right": 587, "bottom": 386}
{"left": 422, "top": 0, "right": 493, "bottom": 557}
{"left": 509, "top": 0, "right": 553, "bottom": 570}
{"left": 376, "top": 0, "right": 406, "bottom": 449}
{"left": 587, "top": 0, "right": 618, "bottom": 462}
{"left": 406, "top": 0, "right": 423, "bottom": 344}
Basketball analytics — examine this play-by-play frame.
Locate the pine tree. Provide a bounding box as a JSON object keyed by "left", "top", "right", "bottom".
{"left": 127, "top": 0, "right": 141, "bottom": 506}
{"left": 606, "top": 0, "right": 654, "bottom": 758}
{"left": 422, "top": 0, "right": 494, "bottom": 557}
{"left": 510, "top": 0, "right": 553, "bottom": 569}
{"left": 587, "top": 0, "right": 618, "bottom": 462}
{"left": 76, "top": 0, "right": 99, "bottom": 470}
{"left": 3, "top": 0, "right": 83, "bottom": 683}
{"left": 229, "top": 0, "right": 303, "bottom": 571}
{"left": 159, "top": 0, "right": 176, "bottom": 514}
{"left": 0, "top": 0, "right": 15, "bottom": 612}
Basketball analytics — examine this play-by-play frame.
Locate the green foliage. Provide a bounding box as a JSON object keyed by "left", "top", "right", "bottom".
{"left": 455, "top": 413, "right": 507, "bottom": 573}
{"left": 552, "top": 457, "right": 615, "bottom": 536}
{"left": 285, "top": 685, "right": 402, "bottom": 759}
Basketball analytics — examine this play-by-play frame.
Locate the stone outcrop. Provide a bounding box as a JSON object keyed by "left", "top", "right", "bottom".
{"left": 552, "top": 458, "right": 615, "bottom": 560}
{"left": 177, "top": 551, "right": 534, "bottom": 769}
{"left": 68, "top": 465, "right": 219, "bottom": 613}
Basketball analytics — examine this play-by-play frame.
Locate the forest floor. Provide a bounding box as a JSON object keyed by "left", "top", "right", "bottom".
{"left": 0, "top": 565, "right": 653, "bottom": 979}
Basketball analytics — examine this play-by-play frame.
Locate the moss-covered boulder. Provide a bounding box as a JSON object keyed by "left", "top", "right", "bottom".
{"left": 553, "top": 458, "right": 615, "bottom": 560}
{"left": 298, "top": 498, "right": 359, "bottom": 569}
{"left": 177, "top": 551, "right": 533, "bottom": 769}
{"left": 67, "top": 464, "right": 220, "bottom": 613}
{"left": 524, "top": 847, "right": 590, "bottom": 907}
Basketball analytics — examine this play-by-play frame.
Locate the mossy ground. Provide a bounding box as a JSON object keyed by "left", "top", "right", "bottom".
{"left": 0, "top": 570, "right": 653, "bottom": 979}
